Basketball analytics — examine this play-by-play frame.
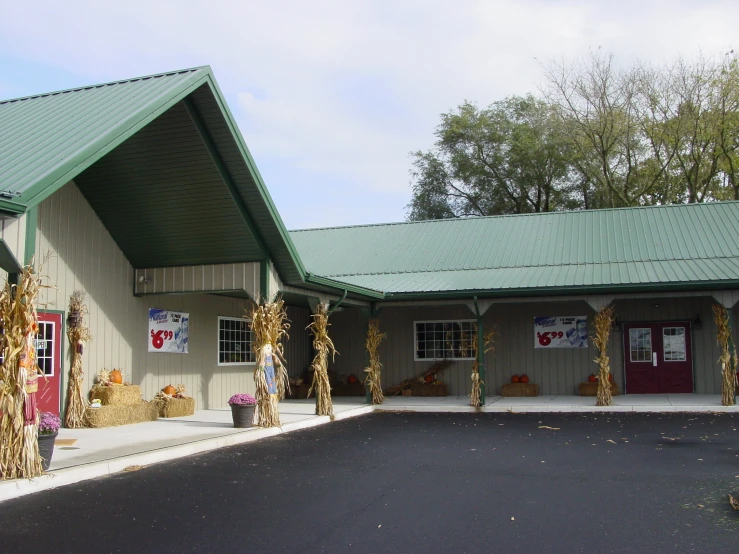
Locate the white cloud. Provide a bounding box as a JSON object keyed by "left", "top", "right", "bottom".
{"left": 2, "top": 0, "right": 738, "bottom": 227}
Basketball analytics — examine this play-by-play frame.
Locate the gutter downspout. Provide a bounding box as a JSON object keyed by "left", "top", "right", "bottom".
{"left": 328, "top": 290, "right": 348, "bottom": 317}
{"left": 474, "top": 295, "right": 486, "bottom": 405}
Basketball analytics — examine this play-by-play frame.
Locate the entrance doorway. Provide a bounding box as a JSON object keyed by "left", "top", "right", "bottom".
{"left": 623, "top": 321, "right": 693, "bottom": 394}
{"left": 36, "top": 312, "right": 63, "bottom": 416}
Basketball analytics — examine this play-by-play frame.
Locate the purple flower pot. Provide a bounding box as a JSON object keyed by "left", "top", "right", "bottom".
{"left": 38, "top": 431, "right": 58, "bottom": 471}
{"left": 229, "top": 404, "right": 256, "bottom": 428}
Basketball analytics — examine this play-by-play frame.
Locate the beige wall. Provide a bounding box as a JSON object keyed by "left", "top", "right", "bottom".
{"left": 0, "top": 212, "right": 27, "bottom": 277}
{"left": 328, "top": 296, "right": 738, "bottom": 397}
{"left": 35, "top": 181, "right": 257, "bottom": 410}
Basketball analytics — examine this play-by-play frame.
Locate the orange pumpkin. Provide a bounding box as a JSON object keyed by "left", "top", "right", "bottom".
{"left": 519, "top": 374, "right": 529, "bottom": 384}
{"left": 163, "top": 385, "right": 176, "bottom": 396}
{"left": 511, "top": 375, "right": 520, "bottom": 383}
{"left": 347, "top": 375, "right": 359, "bottom": 385}
{"left": 608, "top": 374, "right": 614, "bottom": 383}
{"left": 110, "top": 369, "right": 123, "bottom": 384}
{"left": 424, "top": 373, "right": 434, "bottom": 384}
{"left": 588, "top": 374, "right": 597, "bottom": 383}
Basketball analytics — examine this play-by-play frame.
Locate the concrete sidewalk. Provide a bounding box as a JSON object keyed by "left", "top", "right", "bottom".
{"left": 1, "top": 394, "right": 737, "bottom": 503}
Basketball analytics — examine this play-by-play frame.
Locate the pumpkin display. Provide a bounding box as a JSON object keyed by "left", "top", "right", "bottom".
{"left": 588, "top": 374, "right": 597, "bottom": 383}
{"left": 511, "top": 375, "right": 520, "bottom": 383}
{"left": 347, "top": 374, "right": 359, "bottom": 385}
{"left": 519, "top": 374, "right": 530, "bottom": 384}
{"left": 110, "top": 369, "right": 123, "bottom": 384}
{"left": 163, "top": 385, "right": 177, "bottom": 396}
{"left": 424, "top": 373, "right": 434, "bottom": 384}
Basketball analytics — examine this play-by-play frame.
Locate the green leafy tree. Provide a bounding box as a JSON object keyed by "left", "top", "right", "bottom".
{"left": 407, "top": 95, "right": 577, "bottom": 220}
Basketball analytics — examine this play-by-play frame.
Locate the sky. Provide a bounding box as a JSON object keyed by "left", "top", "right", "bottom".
{"left": 1, "top": 0, "right": 738, "bottom": 230}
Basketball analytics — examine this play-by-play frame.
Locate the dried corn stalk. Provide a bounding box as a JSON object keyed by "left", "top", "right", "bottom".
{"left": 712, "top": 304, "right": 737, "bottom": 406}
{"left": 0, "top": 262, "right": 48, "bottom": 479}
{"left": 248, "top": 297, "right": 291, "bottom": 427}
{"left": 307, "top": 303, "right": 337, "bottom": 417}
{"left": 363, "top": 319, "right": 385, "bottom": 404}
{"left": 65, "top": 290, "right": 92, "bottom": 428}
{"left": 469, "top": 325, "right": 495, "bottom": 408}
{"left": 593, "top": 306, "right": 615, "bottom": 407}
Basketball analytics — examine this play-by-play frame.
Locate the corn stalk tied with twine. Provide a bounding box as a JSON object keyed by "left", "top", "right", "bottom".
{"left": 593, "top": 306, "right": 615, "bottom": 407}
{"left": 307, "top": 303, "right": 337, "bottom": 417}
{"left": 712, "top": 304, "right": 737, "bottom": 406}
{"left": 248, "top": 297, "right": 291, "bottom": 428}
{"left": 363, "top": 319, "right": 386, "bottom": 404}
{"left": 469, "top": 326, "right": 495, "bottom": 408}
{"left": 65, "top": 290, "right": 92, "bottom": 428}
{"left": 0, "top": 260, "right": 50, "bottom": 480}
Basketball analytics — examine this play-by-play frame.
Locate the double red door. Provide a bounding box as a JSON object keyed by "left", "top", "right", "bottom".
{"left": 36, "top": 312, "right": 63, "bottom": 416}
{"left": 623, "top": 321, "right": 693, "bottom": 394}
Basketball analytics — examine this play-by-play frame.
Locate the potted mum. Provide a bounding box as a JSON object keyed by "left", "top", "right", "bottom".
{"left": 228, "top": 393, "right": 257, "bottom": 428}
{"left": 38, "top": 412, "right": 61, "bottom": 471}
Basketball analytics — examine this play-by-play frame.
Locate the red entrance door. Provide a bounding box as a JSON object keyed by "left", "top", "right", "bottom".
{"left": 623, "top": 321, "right": 693, "bottom": 394}
{"left": 36, "top": 312, "right": 63, "bottom": 416}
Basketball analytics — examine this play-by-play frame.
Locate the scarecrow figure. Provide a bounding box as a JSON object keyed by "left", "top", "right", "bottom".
{"left": 262, "top": 343, "right": 277, "bottom": 397}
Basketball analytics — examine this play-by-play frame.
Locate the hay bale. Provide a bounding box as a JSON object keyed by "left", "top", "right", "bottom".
{"left": 85, "top": 401, "right": 158, "bottom": 428}
{"left": 158, "top": 397, "right": 195, "bottom": 418}
{"left": 89, "top": 384, "right": 142, "bottom": 406}
{"left": 578, "top": 382, "right": 619, "bottom": 396}
{"left": 500, "top": 383, "right": 540, "bottom": 397}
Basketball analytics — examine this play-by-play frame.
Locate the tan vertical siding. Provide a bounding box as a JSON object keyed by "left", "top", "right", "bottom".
{"left": 0, "top": 213, "right": 26, "bottom": 278}
{"left": 134, "top": 263, "right": 259, "bottom": 297}
{"left": 35, "top": 181, "right": 257, "bottom": 410}
{"left": 328, "top": 296, "right": 731, "bottom": 397}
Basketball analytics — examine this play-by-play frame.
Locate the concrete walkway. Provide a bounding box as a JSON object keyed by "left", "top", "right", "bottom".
{"left": 1, "top": 394, "right": 736, "bottom": 503}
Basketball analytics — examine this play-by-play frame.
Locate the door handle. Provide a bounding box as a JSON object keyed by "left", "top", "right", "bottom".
{"left": 652, "top": 352, "right": 658, "bottom": 367}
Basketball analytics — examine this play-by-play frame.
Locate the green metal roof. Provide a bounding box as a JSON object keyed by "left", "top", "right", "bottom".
{"left": 289, "top": 202, "right": 739, "bottom": 298}
{"left": 0, "top": 67, "right": 384, "bottom": 298}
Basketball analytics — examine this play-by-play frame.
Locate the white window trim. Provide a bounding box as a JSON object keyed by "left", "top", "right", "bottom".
{"left": 413, "top": 319, "right": 477, "bottom": 362}
{"left": 217, "top": 316, "right": 256, "bottom": 367}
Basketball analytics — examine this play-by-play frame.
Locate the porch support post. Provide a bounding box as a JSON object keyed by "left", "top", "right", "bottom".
{"left": 474, "top": 296, "right": 486, "bottom": 406}
{"left": 729, "top": 308, "right": 736, "bottom": 404}
{"left": 260, "top": 257, "right": 270, "bottom": 302}
{"left": 361, "top": 306, "right": 372, "bottom": 405}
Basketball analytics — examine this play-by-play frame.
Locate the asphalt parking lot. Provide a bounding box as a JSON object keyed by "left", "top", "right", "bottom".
{"left": 1, "top": 411, "right": 738, "bottom": 553}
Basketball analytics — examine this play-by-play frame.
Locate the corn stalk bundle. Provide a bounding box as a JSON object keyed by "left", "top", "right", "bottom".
{"left": 469, "top": 326, "right": 495, "bottom": 408}
{"left": 383, "top": 359, "right": 453, "bottom": 396}
{"left": 307, "top": 303, "right": 337, "bottom": 417}
{"left": 0, "top": 263, "right": 48, "bottom": 479}
{"left": 363, "top": 319, "right": 386, "bottom": 404}
{"left": 65, "top": 290, "right": 92, "bottom": 428}
{"left": 593, "top": 305, "right": 615, "bottom": 407}
{"left": 248, "top": 297, "right": 290, "bottom": 427}
{"left": 712, "top": 304, "right": 737, "bottom": 406}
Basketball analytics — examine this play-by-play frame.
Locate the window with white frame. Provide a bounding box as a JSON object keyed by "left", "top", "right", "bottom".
{"left": 414, "top": 320, "right": 476, "bottom": 360}
{"left": 218, "top": 317, "right": 255, "bottom": 365}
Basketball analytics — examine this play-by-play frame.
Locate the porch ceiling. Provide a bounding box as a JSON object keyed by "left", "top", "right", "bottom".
{"left": 74, "top": 96, "right": 262, "bottom": 268}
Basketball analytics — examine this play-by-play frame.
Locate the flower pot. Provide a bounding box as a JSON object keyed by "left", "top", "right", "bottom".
{"left": 38, "top": 431, "right": 58, "bottom": 471}
{"left": 229, "top": 403, "right": 256, "bottom": 428}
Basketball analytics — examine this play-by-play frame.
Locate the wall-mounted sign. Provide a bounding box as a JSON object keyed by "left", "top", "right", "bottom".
{"left": 534, "top": 316, "right": 588, "bottom": 348}
{"left": 148, "top": 309, "right": 189, "bottom": 353}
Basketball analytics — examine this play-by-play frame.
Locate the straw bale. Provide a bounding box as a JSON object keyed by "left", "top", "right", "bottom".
{"left": 89, "top": 384, "right": 142, "bottom": 406}
{"left": 500, "top": 383, "right": 540, "bottom": 397}
{"left": 158, "top": 397, "right": 195, "bottom": 418}
{"left": 85, "top": 401, "right": 158, "bottom": 428}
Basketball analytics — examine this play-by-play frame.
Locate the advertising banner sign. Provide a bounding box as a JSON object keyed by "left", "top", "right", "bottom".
{"left": 534, "top": 316, "right": 588, "bottom": 348}
{"left": 148, "top": 309, "right": 189, "bottom": 353}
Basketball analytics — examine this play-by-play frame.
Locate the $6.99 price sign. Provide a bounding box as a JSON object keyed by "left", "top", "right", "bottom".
{"left": 148, "top": 309, "right": 189, "bottom": 353}
{"left": 150, "top": 329, "right": 174, "bottom": 349}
